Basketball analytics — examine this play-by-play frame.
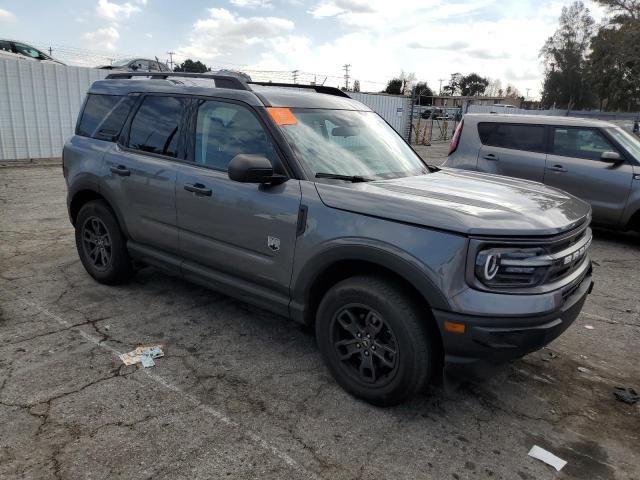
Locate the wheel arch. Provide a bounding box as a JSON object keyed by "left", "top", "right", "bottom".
{"left": 69, "top": 188, "right": 129, "bottom": 238}
{"left": 290, "top": 244, "right": 450, "bottom": 327}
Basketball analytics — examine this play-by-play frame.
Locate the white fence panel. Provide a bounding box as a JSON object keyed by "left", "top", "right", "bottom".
{"left": 349, "top": 92, "right": 412, "bottom": 139}
{"left": 0, "top": 58, "right": 107, "bottom": 161}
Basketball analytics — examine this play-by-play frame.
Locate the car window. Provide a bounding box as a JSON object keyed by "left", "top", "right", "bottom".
{"left": 0, "top": 41, "right": 12, "bottom": 53}
{"left": 132, "top": 59, "right": 149, "bottom": 71}
{"left": 194, "top": 100, "right": 276, "bottom": 171}
{"left": 128, "top": 96, "right": 182, "bottom": 157}
{"left": 13, "top": 42, "right": 44, "bottom": 59}
{"left": 478, "top": 123, "right": 546, "bottom": 152}
{"left": 552, "top": 127, "right": 617, "bottom": 160}
{"left": 77, "top": 94, "right": 133, "bottom": 140}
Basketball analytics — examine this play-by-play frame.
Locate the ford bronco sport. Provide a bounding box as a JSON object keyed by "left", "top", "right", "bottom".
{"left": 63, "top": 73, "right": 594, "bottom": 406}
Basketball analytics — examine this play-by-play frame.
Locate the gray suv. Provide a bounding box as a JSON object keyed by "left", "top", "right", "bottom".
{"left": 63, "top": 73, "right": 594, "bottom": 406}
{"left": 445, "top": 114, "right": 640, "bottom": 229}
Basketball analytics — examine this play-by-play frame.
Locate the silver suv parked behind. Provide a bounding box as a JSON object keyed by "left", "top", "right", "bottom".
{"left": 445, "top": 114, "right": 640, "bottom": 229}
{"left": 64, "top": 73, "right": 594, "bottom": 406}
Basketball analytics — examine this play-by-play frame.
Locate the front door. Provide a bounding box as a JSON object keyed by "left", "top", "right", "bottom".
{"left": 175, "top": 98, "right": 301, "bottom": 298}
{"left": 102, "top": 95, "right": 186, "bottom": 254}
{"left": 544, "top": 126, "right": 633, "bottom": 226}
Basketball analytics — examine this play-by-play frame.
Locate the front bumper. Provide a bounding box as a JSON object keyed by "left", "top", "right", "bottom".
{"left": 433, "top": 270, "right": 593, "bottom": 368}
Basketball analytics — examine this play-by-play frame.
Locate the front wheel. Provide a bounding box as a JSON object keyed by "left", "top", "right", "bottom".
{"left": 315, "top": 276, "right": 435, "bottom": 406}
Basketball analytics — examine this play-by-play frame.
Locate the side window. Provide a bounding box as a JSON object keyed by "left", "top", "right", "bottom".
{"left": 128, "top": 96, "right": 182, "bottom": 157}
{"left": 77, "top": 94, "right": 133, "bottom": 140}
{"left": 132, "top": 59, "right": 149, "bottom": 71}
{"left": 478, "top": 123, "right": 546, "bottom": 152}
{"left": 0, "top": 41, "right": 12, "bottom": 53}
{"left": 194, "top": 100, "right": 276, "bottom": 170}
{"left": 13, "top": 42, "right": 43, "bottom": 59}
{"left": 552, "top": 127, "right": 617, "bottom": 160}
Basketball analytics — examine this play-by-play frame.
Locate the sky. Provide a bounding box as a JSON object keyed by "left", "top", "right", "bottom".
{"left": 0, "top": 0, "right": 607, "bottom": 98}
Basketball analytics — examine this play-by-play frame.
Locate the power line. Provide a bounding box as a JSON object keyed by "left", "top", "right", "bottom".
{"left": 343, "top": 64, "right": 351, "bottom": 91}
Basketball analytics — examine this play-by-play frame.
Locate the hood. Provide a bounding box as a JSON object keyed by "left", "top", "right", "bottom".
{"left": 314, "top": 168, "right": 591, "bottom": 236}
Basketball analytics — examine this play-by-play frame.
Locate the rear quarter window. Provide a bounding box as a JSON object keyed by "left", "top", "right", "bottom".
{"left": 478, "top": 122, "right": 546, "bottom": 153}
{"left": 77, "top": 94, "right": 133, "bottom": 141}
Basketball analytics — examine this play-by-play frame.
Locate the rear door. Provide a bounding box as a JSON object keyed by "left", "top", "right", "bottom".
{"left": 476, "top": 122, "right": 547, "bottom": 182}
{"left": 544, "top": 126, "right": 633, "bottom": 226}
{"left": 102, "top": 94, "right": 186, "bottom": 254}
{"left": 175, "top": 98, "right": 301, "bottom": 297}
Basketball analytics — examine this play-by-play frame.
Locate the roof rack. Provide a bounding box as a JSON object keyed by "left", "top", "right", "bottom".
{"left": 247, "top": 81, "right": 351, "bottom": 98}
{"left": 104, "top": 72, "right": 251, "bottom": 91}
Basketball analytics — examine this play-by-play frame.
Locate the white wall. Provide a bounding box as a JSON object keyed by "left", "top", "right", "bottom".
{"left": 349, "top": 92, "right": 412, "bottom": 139}
{"left": 0, "top": 58, "right": 107, "bottom": 161}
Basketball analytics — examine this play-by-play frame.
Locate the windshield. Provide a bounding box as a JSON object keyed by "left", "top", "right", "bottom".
{"left": 607, "top": 127, "right": 640, "bottom": 160}
{"left": 112, "top": 58, "right": 134, "bottom": 67}
{"left": 277, "top": 109, "right": 429, "bottom": 180}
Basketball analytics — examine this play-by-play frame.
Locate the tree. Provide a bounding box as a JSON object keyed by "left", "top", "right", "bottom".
{"left": 442, "top": 72, "right": 462, "bottom": 96}
{"left": 384, "top": 78, "right": 403, "bottom": 94}
{"left": 412, "top": 81, "right": 434, "bottom": 105}
{"left": 460, "top": 73, "right": 489, "bottom": 96}
{"left": 588, "top": 0, "right": 640, "bottom": 110}
{"left": 174, "top": 59, "right": 209, "bottom": 73}
{"left": 505, "top": 84, "right": 522, "bottom": 98}
{"left": 353, "top": 79, "right": 361, "bottom": 92}
{"left": 485, "top": 78, "right": 503, "bottom": 97}
{"left": 540, "top": 1, "right": 596, "bottom": 109}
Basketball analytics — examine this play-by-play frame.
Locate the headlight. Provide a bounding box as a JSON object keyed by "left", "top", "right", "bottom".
{"left": 475, "top": 247, "right": 549, "bottom": 288}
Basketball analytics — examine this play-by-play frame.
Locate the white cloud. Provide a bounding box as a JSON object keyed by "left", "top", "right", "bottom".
{"left": 176, "top": 8, "right": 294, "bottom": 61}
{"left": 96, "top": 0, "right": 141, "bottom": 20}
{"left": 82, "top": 26, "right": 120, "bottom": 51}
{"left": 230, "top": 0, "right": 273, "bottom": 8}
{"left": 0, "top": 7, "right": 16, "bottom": 22}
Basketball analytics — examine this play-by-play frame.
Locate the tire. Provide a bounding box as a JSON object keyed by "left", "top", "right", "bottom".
{"left": 75, "top": 200, "right": 134, "bottom": 285}
{"left": 315, "top": 275, "right": 435, "bottom": 406}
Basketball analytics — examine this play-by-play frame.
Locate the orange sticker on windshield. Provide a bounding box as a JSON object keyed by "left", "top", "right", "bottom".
{"left": 267, "top": 107, "right": 298, "bottom": 126}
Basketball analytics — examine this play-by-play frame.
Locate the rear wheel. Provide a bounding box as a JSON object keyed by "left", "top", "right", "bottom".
{"left": 316, "top": 275, "right": 435, "bottom": 406}
{"left": 75, "top": 200, "right": 134, "bottom": 285}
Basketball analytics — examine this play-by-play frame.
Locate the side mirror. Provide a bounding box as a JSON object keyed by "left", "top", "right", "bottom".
{"left": 600, "top": 151, "right": 622, "bottom": 163}
{"left": 228, "top": 154, "right": 286, "bottom": 184}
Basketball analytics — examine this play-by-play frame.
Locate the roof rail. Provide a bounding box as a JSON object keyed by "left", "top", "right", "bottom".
{"left": 247, "top": 81, "right": 352, "bottom": 98}
{"left": 104, "top": 72, "right": 251, "bottom": 91}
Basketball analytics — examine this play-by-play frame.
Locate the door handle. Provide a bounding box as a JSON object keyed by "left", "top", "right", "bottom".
{"left": 549, "top": 164, "right": 567, "bottom": 173}
{"left": 483, "top": 153, "right": 498, "bottom": 161}
{"left": 110, "top": 165, "right": 130, "bottom": 176}
{"left": 184, "top": 183, "right": 212, "bottom": 196}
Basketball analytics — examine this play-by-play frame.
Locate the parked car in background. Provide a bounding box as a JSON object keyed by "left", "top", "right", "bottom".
{"left": 96, "top": 57, "right": 170, "bottom": 72}
{"left": 0, "top": 39, "right": 65, "bottom": 65}
{"left": 64, "top": 74, "right": 593, "bottom": 406}
{"left": 445, "top": 114, "right": 640, "bottom": 230}
{"left": 420, "top": 107, "right": 443, "bottom": 119}
{"left": 490, "top": 104, "right": 517, "bottom": 113}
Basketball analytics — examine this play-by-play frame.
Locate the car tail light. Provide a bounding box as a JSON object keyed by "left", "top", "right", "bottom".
{"left": 448, "top": 119, "right": 464, "bottom": 155}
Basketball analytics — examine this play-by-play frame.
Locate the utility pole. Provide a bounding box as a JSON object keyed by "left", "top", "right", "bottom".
{"left": 343, "top": 64, "right": 351, "bottom": 91}
{"left": 525, "top": 88, "right": 530, "bottom": 100}
{"left": 167, "top": 51, "right": 176, "bottom": 71}
{"left": 438, "top": 78, "right": 445, "bottom": 96}
{"left": 48, "top": 46, "right": 53, "bottom": 56}
{"left": 292, "top": 69, "right": 299, "bottom": 83}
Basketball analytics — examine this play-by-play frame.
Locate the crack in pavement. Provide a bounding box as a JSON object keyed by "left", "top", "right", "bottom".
{"left": 2, "top": 290, "right": 321, "bottom": 480}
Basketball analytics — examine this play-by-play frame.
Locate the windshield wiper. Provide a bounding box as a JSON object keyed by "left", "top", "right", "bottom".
{"left": 315, "top": 172, "right": 374, "bottom": 183}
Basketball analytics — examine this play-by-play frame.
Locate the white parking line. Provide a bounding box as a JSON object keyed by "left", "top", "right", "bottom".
{"left": 7, "top": 293, "right": 319, "bottom": 480}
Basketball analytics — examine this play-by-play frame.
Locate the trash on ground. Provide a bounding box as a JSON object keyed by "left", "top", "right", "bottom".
{"left": 119, "top": 345, "right": 164, "bottom": 368}
{"left": 577, "top": 366, "right": 590, "bottom": 373}
{"left": 584, "top": 325, "right": 594, "bottom": 330}
{"left": 528, "top": 445, "right": 567, "bottom": 471}
{"left": 614, "top": 387, "right": 639, "bottom": 405}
